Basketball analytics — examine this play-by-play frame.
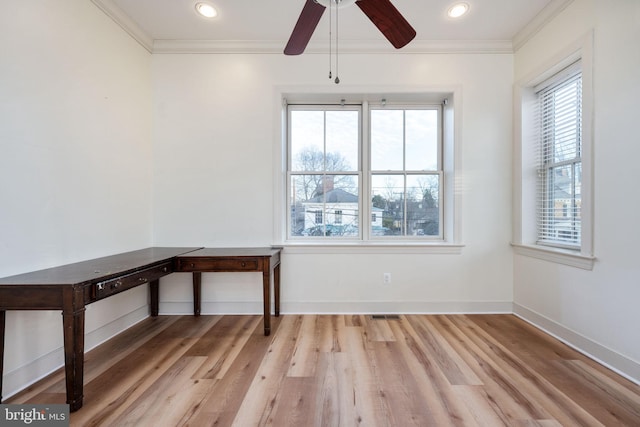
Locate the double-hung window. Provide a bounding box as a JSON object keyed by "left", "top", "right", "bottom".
{"left": 286, "top": 102, "right": 443, "bottom": 241}
{"left": 513, "top": 35, "right": 594, "bottom": 269}
{"left": 536, "top": 64, "right": 582, "bottom": 249}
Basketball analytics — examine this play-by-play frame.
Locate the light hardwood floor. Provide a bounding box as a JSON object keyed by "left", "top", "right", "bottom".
{"left": 7, "top": 314, "right": 640, "bottom": 426}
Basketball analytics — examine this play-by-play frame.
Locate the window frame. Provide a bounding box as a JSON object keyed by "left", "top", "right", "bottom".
{"left": 274, "top": 89, "right": 463, "bottom": 253}
{"left": 512, "top": 32, "right": 595, "bottom": 269}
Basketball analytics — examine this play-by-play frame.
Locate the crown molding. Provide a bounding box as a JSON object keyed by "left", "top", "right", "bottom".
{"left": 152, "top": 39, "right": 513, "bottom": 55}
{"left": 512, "top": 0, "right": 575, "bottom": 52}
{"left": 91, "top": 0, "right": 153, "bottom": 53}
{"left": 91, "top": 0, "right": 518, "bottom": 56}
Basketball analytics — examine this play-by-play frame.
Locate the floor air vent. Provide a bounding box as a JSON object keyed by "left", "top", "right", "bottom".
{"left": 371, "top": 314, "right": 401, "bottom": 320}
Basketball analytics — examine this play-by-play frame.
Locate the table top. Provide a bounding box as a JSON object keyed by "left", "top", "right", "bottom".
{"left": 0, "top": 247, "right": 201, "bottom": 286}
{"left": 176, "top": 247, "right": 282, "bottom": 258}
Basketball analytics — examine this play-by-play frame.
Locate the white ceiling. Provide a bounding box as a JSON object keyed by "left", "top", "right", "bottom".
{"left": 92, "top": 0, "right": 573, "bottom": 53}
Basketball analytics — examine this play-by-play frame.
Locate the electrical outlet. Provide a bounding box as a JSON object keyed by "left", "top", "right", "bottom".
{"left": 383, "top": 272, "right": 391, "bottom": 284}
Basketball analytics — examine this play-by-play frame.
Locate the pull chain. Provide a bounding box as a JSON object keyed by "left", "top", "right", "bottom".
{"left": 334, "top": 1, "right": 340, "bottom": 84}
{"left": 328, "top": 0, "right": 332, "bottom": 79}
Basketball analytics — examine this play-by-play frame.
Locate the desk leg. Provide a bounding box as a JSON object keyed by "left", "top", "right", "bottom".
{"left": 193, "top": 272, "right": 202, "bottom": 316}
{"left": 0, "top": 310, "right": 5, "bottom": 403}
{"left": 150, "top": 279, "right": 160, "bottom": 317}
{"left": 262, "top": 267, "right": 270, "bottom": 336}
{"left": 274, "top": 263, "right": 280, "bottom": 317}
{"left": 62, "top": 288, "right": 85, "bottom": 412}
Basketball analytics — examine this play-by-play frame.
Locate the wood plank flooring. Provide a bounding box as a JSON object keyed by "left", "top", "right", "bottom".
{"left": 7, "top": 314, "right": 640, "bottom": 426}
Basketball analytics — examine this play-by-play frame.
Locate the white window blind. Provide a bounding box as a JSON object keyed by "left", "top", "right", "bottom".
{"left": 536, "top": 64, "right": 582, "bottom": 248}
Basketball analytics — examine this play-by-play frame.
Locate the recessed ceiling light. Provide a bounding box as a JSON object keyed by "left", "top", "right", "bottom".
{"left": 195, "top": 2, "right": 217, "bottom": 18}
{"left": 448, "top": 3, "right": 469, "bottom": 18}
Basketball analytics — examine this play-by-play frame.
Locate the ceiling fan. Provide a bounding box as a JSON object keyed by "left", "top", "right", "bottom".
{"left": 284, "top": 0, "right": 416, "bottom": 55}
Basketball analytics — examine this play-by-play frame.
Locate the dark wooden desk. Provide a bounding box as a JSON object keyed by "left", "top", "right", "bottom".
{"left": 0, "top": 247, "right": 200, "bottom": 411}
{"left": 0, "top": 246, "right": 283, "bottom": 412}
{"left": 174, "top": 247, "right": 282, "bottom": 336}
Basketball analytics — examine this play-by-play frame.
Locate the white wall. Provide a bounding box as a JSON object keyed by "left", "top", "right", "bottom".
{"left": 513, "top": 0, "right": 640, "bottom": 381}
{"left": 0, "top": 0, "right": 152, "bottom": 397}
{"left": 152, "top": 52, "right": 515, "bottom": 315}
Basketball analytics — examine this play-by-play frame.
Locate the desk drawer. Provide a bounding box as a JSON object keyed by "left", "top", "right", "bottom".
{"left": 175, "top": 257, "right": 259, "bottom": 272}
{"left": 94, "top": 262, "right": 172, "bottom": 300}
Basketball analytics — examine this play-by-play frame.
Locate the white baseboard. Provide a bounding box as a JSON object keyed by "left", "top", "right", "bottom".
{"left": 513, "top": 303, "right": 640, "bottom": 385}
{"left": 280, "top": 300, "right": 514, "bottom": 314}
{"left": 2, "top": 306, "right": 150, "bottom": 400}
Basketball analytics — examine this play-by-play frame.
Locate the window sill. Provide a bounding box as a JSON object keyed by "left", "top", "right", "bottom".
{"left": 511, "top": 243, "right": 595, "bottom": 270}
{"left": 280, "top": 242, "right": 464, "bottom": 255}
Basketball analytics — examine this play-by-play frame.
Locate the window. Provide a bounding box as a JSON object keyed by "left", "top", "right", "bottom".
{"left": 334, "top": 210, "right": 343, "bottom": 224}
{"left": 287, "top": 102, "right": 443, "bottom": 241}
{"left": 513, "top": 33, "right": 594, "bottom": 269}
{"left": 536, "top": 66, "right": 582, "bottom": 248}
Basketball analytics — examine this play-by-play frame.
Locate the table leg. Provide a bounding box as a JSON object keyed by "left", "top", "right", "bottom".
{"left": 262, "top": 267, "right": 270, "bottom": 336}
{"left": 0, "top": 310, "right": 5, "bottom": 403}
{"left": 62, "top": 287, "right": 85, "bottom": 412}
{"left": 193, "top": 272, "right": 202, "bottom": 316}
{"left": 149, "top": 279, "right": 159, "bottom": 316}
{"left": 274, "top": 263, "right": 280, "bottom": 317}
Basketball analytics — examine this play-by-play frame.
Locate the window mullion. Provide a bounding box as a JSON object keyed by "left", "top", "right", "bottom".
{"left": 362, "top": 101, "right": 370, "bottom": 240}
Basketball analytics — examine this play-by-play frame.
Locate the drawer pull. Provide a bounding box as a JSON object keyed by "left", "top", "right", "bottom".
{"left": 93, "top": 261, "right": 172, "bottom": 299}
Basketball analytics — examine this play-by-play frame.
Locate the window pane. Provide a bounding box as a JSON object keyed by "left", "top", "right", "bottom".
{"left": 291, "top": 111, "right": 324, "bottom": 171}
{"left": 406, "top": 175, "right": 440, "bottom": 236}
{"left": 291, "top": 174, "right": 359, "bottom": 237}
{"left": 539, "top": 73, "right": 581, "bottom": 164}
{"left": 326, "top": 111, "right": 359, "bottom": 171}
{"left": 547, "top": 165, "right": 580, "bottom": 244}
{"left": 406, "top": 110, "right": 439, "bottom": 171}
{"left": 371, "top": 175, "right": 404, "bottom": 235}
{"left": 371, "top": 110, "right": 403, "bottom": 170}
{"left": 290, "top": 174, "right": 322, "bottom": 236}
{"left": 291, "top": 110, "right": 358, "bottom": 172}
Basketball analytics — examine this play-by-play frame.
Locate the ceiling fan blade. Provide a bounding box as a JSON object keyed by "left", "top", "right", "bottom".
{"left": 284, "top": 0, "right": 326, "bottom": 55}
{"left": 355, "top": 0, "right": 416, "bottom": 49}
